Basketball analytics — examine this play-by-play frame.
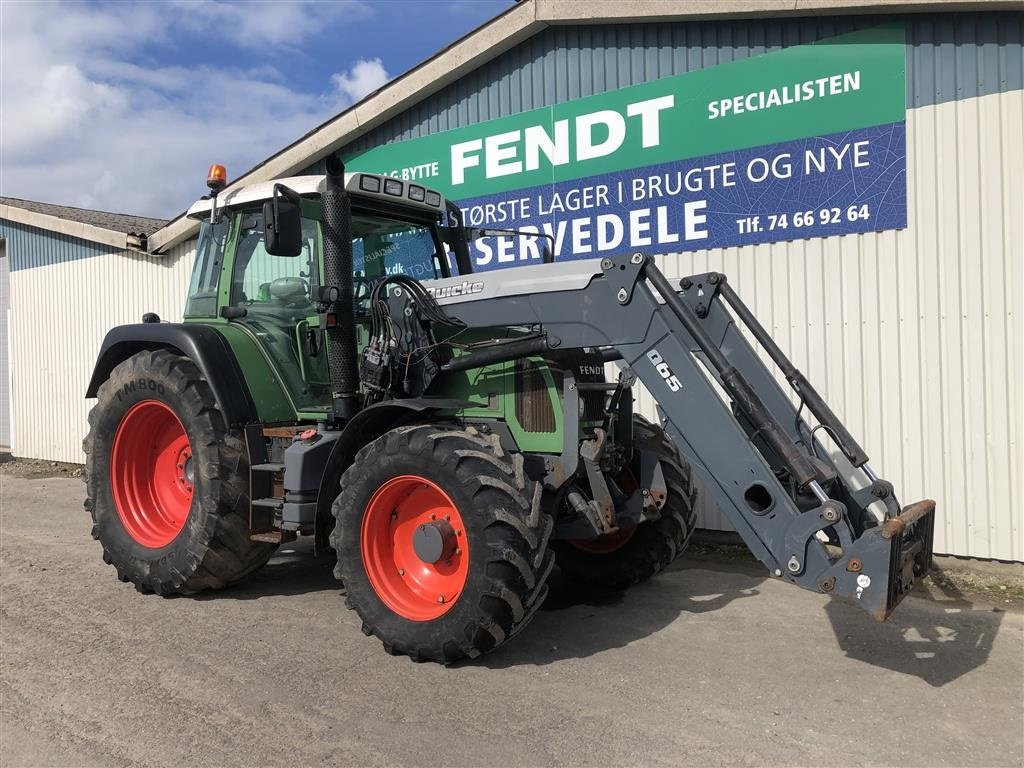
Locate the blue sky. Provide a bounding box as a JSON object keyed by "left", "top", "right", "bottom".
{"left": 0, "top": 0, "right": 512, "bottom": 219}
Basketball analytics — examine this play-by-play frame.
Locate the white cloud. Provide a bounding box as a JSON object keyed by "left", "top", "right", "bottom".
{"left": 330, "top": 58, "right": 390, "bottom": 104}
{"left": 169, "top": 0, "right": 372, "bottom": 52}
{"left": 4, "top": 65, "right": 128, "bottom": 153}
{"left": 0, "top": 1, "right": 388, "bottom": 219}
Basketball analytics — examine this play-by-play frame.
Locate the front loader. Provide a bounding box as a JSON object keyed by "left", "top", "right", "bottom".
{"left": 84, "top": 159, "right": 935, "bottom": 663}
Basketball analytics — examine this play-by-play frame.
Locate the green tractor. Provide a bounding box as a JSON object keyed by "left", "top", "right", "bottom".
{"left": 85, "top": 160, "right": 935, "bottom": 663}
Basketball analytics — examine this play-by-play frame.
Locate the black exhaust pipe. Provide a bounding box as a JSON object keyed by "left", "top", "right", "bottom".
{"left": 322, "top": 157, "right": 358, "bottom": 422}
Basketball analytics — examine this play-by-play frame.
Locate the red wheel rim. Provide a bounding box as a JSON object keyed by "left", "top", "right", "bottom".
{"left": 569, "top": 526, "right": 637, "bottom": 554}
{"left": 110, "top": 400, "right": 193, "bottom": 548}
{"left": 569, "top": 470, "right": 638, "bottom": 555}
{"left": 360, "top": 475, "right": 468, "bottom": 621}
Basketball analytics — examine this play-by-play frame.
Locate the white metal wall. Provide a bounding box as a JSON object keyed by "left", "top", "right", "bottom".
{"left": 634, "top": 89, "right": 1023, "bottom": 561}
{"left": 3, "top": 94, "right": 1020, "bottom": 560}
{"left": 0, "top": 242, "right": 11, "bottom": 448}
{"left": 7, "top": 240, "right": 195, "bottom": 463}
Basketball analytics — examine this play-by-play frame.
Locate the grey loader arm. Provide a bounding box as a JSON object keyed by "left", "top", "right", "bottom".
{"left": 431, "top": 252, "right": 936, "bottom": 621}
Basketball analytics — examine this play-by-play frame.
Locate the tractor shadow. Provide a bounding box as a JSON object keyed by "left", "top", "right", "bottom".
{"left": 474, "top": 555, "right": 767, "bottom": 668}
{"left": 822, "top": 565, "right": 1008, "bottom": 688}
{"left": 190, "top": 537, "right": 341, "bottom": 601}
{"left": 189, "top": 536, "right": 1009, "bottom": 686}
{"left": 477, "top": 552, "right": 1010, "bottom": 684}
{"left": 807, "top": 448, "right": 1010, "bottom": 686}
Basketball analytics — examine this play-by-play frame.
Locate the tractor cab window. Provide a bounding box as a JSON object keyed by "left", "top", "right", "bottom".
{"left": 185, "top": 217, "right": 229, "bottom": 317}
{"left": 352, "top": 213, "right": 442, "bottom": 282}
{"left": 231, "top": 211, "right": 318, "bottom": 312}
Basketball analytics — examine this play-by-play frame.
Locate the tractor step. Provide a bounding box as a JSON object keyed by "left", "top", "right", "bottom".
{"left": 251, "top": 497, "right": 284, "bottom": 510}
{"left": 250, "top": 530, "right": 297, "bottom": 544}
{"left": 261, "top": 426, "right": 307, "bottom": 438}
{"left": 251, "top": 462, "right": 285, "bottom": 473}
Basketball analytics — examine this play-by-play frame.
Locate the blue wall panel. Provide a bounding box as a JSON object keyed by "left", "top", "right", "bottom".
{"left": 0, "top": 220, "right": 116, "bottom": 271}
{"left": 302, "top": 10, "right": 1022, "bottom": 172}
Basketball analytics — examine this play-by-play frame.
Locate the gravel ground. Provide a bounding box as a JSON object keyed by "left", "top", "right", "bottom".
{"left": 0, "top": 453, "right": 83, "bottom": 479}
{"left": 1, "top": 475, "right": 1022, "bottom": 767}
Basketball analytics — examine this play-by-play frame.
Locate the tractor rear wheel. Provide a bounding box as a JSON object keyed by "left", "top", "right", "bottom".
{"left": 331, "top": 425, "right": 554, "bottom": 663}
{"left": 554, "top": 415, "right": 697, "bottom": 590}
{"left": 84, "top": 349, "right": 276, "bottom": 594}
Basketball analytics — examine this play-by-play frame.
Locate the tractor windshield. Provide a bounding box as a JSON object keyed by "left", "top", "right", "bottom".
{"left": 352, "top": 212, "right": 447, "bottom": 281}
{"left": 185, "top": 217, "right": 229, "bottom": 317}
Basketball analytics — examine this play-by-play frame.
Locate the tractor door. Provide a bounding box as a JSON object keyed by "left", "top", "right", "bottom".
{"left": 223, "top": 206, "right": 330, "bottom": 412}
{"left": 218, "top": 202, "right": 455, "bottom": 414}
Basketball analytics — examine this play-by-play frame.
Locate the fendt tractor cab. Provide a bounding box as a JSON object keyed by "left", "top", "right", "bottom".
{"left": 85, "top": 159, "right": 935, "bottom": 663}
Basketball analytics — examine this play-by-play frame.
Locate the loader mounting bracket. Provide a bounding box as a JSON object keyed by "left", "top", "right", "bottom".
{"left": 601, "top": 252, "right": 647, "bottom": 305}
{"left": 678, "top": 272, "right": 724, "bottom": 321}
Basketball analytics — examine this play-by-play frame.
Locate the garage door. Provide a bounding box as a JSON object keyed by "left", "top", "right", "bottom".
{"left": 0, "top": 240, "right": 10, "bottom": 448}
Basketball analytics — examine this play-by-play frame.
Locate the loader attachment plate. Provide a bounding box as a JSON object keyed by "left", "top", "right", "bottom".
{"left": 877, "top": 500, "right": 936, "bottom": 619}
{"left": 822, "top": 500, "right": 936, "bottom": 620}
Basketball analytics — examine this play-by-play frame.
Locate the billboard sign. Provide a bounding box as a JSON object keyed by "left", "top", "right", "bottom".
{"left": 345, "top": 24, "right": 907, "bottom": 271}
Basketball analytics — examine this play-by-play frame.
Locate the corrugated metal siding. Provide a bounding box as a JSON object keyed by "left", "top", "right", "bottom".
{"left": 7, "top": 239, "right": 195, "bottom": 462}
{"left": 634, "top": 90, "right": 1022, "bottom": 562}
{"left": 908, "top": 13, "right": 1024, "bottom": 108}
{"left": 307, "top": 12, "right": 1022, "bottom": 164}
{"left": 0, "top": 244, "right": 11, "bottom": 447}
{"left": 321, "top": 11, "right": 1023, "bottom": 560}
{"left": 0, "top": 220, "right": 115, "bottom": 270}
{"left": 3, "top": 11, "right": 1020, "bottom": 559}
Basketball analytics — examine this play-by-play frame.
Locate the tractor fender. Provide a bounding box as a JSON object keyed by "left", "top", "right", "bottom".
{"left": 313, "top": 398, "right": 476, "bottom": 548}
{"left": 86, "top": 323, "right": 257, "bottom": 428}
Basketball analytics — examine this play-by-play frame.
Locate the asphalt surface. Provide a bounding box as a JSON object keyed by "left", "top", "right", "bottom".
{"left": 2, "top": 475, "right": 1022, "bottom": 768}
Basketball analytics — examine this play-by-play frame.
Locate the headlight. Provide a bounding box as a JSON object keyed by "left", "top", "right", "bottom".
{"left": 359, "top": 174, "right": 381, "bottom": 193}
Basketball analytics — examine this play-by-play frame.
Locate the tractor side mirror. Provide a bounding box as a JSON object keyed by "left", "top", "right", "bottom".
{"left": 264, "top": 185, "right": 302, "bottom": 257}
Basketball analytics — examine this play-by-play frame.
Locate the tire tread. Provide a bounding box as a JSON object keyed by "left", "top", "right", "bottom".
{"left": 83, "top": 349, "right": 275, "bottom": 595}
{"left": 331, "top": 424, "right": 554, "bottom": 664}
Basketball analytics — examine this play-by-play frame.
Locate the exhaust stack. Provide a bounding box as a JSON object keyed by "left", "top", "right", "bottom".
{"left": 322, "top": 157, "right": 359, "bottom": 421}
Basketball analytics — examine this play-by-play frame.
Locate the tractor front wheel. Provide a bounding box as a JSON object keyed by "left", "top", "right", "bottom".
{"left": 332, "top": 425, "right": 554, "bottom": 663}
{"left": 84, "top": 349, "right": 276, "bottom": 594}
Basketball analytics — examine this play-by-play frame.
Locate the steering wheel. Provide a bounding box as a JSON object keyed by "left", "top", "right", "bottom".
{"left": 353, "top": 276, "right": 374, "bottom": 314}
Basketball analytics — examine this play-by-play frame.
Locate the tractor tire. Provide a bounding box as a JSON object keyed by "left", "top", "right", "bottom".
{"left": 84, "top": 349, "right": 276, "bottom": 595}
{"left": 554, "top": 415, "right": 697, "bottom": 590}
{"left": 331, "top": 424, "right": 554, "bottom": 663}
